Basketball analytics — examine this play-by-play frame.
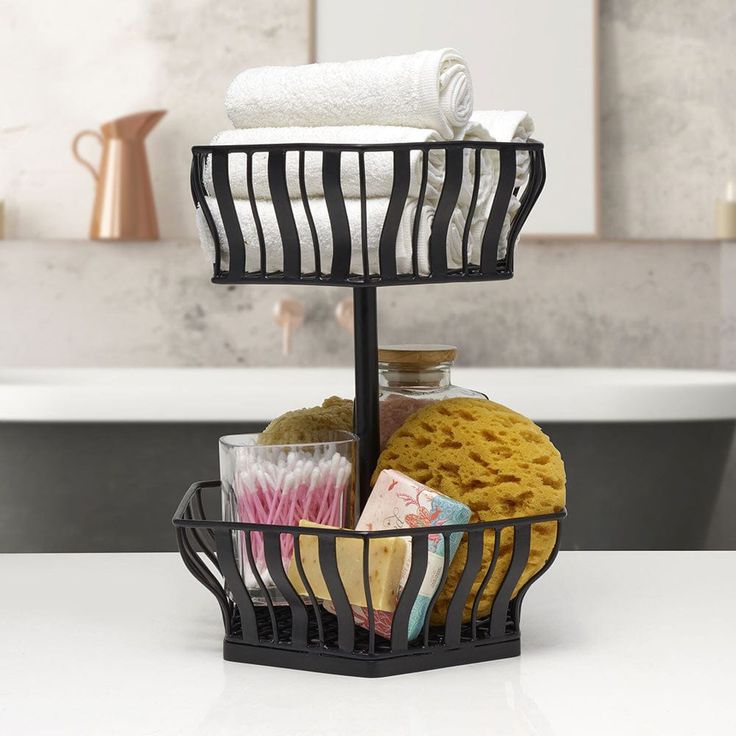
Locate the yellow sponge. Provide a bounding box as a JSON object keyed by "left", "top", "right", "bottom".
{"left": 259, "top": 396, "right": 353, "bottom": 445}
{"left": 372, "top": 397, "right": 565, "bottom": 624}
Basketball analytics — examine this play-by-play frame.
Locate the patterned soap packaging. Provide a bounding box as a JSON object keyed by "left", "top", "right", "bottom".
{"left": 355, "top": 469, "right": 472, "bottom": 640}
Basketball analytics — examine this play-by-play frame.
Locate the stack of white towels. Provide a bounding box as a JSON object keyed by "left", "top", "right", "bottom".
{"left": 196, "top": 48, "right": 534, "bottom": 277}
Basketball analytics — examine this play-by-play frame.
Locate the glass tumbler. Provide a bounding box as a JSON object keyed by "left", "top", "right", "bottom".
{"left": 219, "top": 430, "right": 357, "bottom": 605}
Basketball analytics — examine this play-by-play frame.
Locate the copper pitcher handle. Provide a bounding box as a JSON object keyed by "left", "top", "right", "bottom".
{"left": 71, "top": 130, "right": 103, "bottom": 181}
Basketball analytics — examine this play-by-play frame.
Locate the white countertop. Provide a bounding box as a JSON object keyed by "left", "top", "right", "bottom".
{"left": 1, "top": 551, "right": 734, "bottom": 735}
{"left": 2, "top": 367, "right": 736, "bottom": 422}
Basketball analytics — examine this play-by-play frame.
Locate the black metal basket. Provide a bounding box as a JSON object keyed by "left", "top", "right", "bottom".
{"left": 175, "top": 480, "right": 565, "bottom": 678}
{"left": 177, "top": 138, "right": 558, "bottom": 676}
{"left": 191, "top": 140, "right": 545, "bottom": 286}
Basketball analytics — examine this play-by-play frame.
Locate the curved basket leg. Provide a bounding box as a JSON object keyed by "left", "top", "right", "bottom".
{"left": 174, "top": 482, "right": 232, "bottom": 635}
{"left": 176, "top": 525, "right": 232, "bottom": 635}
{"left": 508, "top": 519, "right": 563, "bottom": 631}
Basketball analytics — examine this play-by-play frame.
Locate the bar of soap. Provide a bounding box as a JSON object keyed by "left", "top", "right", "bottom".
{"left": 286, "top": 521, "right": 406, "bottom": 611}
{"left": 355, "top": 469, "right": 472, "bottom": 639}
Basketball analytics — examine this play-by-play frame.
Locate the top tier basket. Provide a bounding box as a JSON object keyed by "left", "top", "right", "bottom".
{"left": 191, "top": 140, "right": 545, "bottom": 286}
{"left": 176, "top": 139, "right": 563, "bottom": 678}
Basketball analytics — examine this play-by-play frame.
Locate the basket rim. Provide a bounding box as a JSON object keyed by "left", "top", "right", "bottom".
{"left": 192, "top": 139, "right": 544, "bottom": 155}
{"left": 172, "top": 479, "right": 566, "bottom": 534}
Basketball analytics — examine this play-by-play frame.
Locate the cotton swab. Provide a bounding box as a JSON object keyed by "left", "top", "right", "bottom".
{"left": 234, "top": 448, "right": 353, "bottom": 584}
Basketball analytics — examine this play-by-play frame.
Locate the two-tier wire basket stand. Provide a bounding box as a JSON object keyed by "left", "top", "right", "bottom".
{"left": 174, "top": 139, "right": 566, "bottom": 677}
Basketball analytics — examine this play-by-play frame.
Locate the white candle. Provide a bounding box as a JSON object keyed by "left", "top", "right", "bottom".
{"left": 716, "top": 180, "right": 736, "bottom": 240}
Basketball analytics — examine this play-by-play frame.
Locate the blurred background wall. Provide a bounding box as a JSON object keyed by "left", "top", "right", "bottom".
{"left": 0, "top": 0, "right": 308, "bottom": 240}
{"left": 0, "top": 239, "right": 733, "bottom": 369}
{"left": 2, "top": 1, "right": 735, "bottom": 242}
{"left": 1, "top": 1, "right": 734, "bottom": 552}
{"left": 1, "top": 1, "right": 734, "bottom": 370}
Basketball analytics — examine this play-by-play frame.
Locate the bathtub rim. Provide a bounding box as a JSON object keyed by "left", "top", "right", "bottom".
{"left": 1, "top": 367, "right": 736, "bottom": 423}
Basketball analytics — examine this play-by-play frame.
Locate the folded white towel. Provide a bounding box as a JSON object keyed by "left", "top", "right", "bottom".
{"left": 196, "top": 196, "right": 467, "bottom": 277}
{"left": 225, "top": 49, "right": 473, "bottom": 139}
{"left": 203, "top": 126, "right": 446, "bottom": 203}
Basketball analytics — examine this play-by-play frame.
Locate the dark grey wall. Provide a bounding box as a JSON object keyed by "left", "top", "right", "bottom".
{"left": 1, "top": 421, "right": 732, "bottom": 552}
{"left": 0, "top": 422, "right": 264, "bottom": 553}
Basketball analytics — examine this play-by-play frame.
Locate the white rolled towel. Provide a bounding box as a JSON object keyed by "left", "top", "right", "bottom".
{"left": 225, "top": 49, "right": 473, "bottom": 139}
{"left": 203, "top": 126, "right": 447, "bottom": 203}
{"left": 460, "top": 110, "right": 535, "bottom": 260}
{"left": 195, "top": 196, "right": 467, "bottom": 277}
{"left": 465, "top": 110, "right": 534, "bottom": 188}
{"left": 472, "top": 110, "right": 534, "bottom": 143}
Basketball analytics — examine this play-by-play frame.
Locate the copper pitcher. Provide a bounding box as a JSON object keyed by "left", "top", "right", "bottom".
{"left": 72, "top": 110, "right": 166, "bottom": 240}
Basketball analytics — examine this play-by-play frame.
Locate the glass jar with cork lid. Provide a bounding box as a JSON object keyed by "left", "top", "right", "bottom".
{"left": 378, "top": 344, "right": 486, "bottom": 449}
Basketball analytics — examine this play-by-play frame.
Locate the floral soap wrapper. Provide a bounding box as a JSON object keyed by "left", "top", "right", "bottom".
{"left": 356, "top": 469, "right": 472, "bottom": 640}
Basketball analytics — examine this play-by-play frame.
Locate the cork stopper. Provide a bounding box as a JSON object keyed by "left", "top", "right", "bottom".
{"left": 378, "top": 344, "right": 457, "bottom": 367}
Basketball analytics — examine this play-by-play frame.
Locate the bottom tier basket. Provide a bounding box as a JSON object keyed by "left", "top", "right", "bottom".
{"left": 174, "top": 480, "right": 566, "bottom": 678}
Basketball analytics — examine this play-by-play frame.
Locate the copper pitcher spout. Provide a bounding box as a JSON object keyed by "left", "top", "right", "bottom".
{"left": 71, "top": 109, "right": 166, "bottom": 241}
{"left": 101, "top": 110, "right": 166, "bottom": 140}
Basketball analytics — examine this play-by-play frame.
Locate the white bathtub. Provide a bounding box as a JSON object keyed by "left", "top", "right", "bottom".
{"left": 1, "top": 367, "right": 735, "bottom": 552}
{"left": 1, "top": 367, "right": 736, "bottom": 422}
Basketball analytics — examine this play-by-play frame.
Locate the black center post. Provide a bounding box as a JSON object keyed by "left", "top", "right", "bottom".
{"left": 352, "top": 286, "right": 380, "bottom": 515}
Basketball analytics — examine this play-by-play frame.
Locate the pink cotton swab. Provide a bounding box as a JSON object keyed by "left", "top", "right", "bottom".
{"left": 234, "top": 448, "right": 352, "bottom": 574}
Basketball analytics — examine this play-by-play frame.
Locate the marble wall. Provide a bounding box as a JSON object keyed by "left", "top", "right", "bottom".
{"left": 1, "top": 1, "right": 734, "bottom": 369}
{"left": 0, "top": 0, "right": 309, "bottom": 240}
{"left": 0, "top": 239, "right": 733, "bottom": 369}
{"left": 600, "top": 1, "right": 736, "bottom": 239}
{"left": 3, "top": 1, "right": 735, "bottom": 242}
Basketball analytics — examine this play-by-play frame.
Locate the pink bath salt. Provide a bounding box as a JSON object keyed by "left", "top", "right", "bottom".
{"left": 379, "top": 394, "right": 436, "bottom": 449}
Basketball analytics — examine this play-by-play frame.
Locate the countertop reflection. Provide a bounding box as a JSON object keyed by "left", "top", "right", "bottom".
{"left": 1, "top": 551, "right": 733, "bottom": 734}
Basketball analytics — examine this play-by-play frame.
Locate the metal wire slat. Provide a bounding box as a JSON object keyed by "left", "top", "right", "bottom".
{"left": 298, "top": 151, "right": 321, "bottom": 276}
{"left": 488, "top": 525, "right": 532, "bottom": 637}
{"left": 183, "top": 503, "right": 215, "bottom": 574}
{"left": 262, "top": 531, "right": 309, "bottom": 647}
{"left": 361, "top": 535, "right": 376, "bottom": 654}
{"left": 213, "top": 529, "right": 259, "bottom": 644}
{"left": 469, "top": 527, "right": 501, "bottom": 639}
{"left": 192, "top": 154, "right": 221, "bottom": 277}
{"left": 176, "top": 524, "right": 232, "bottom": 635}
{"left": 322, "top": 150, "right": 352, "bottom": 280}
{"left": 411, "top": 150, "right": 429, "bottom": 277}
{"left": 443, "top": 529, "right": 485, "bottom": 647}
{"left": 505, "top": 149, "right": 546, "bottom": 274}
{"left": 192, "top": 488, "right": 215, "bottom": 543}
{"left": 190, "top": 487, "right": 220, "bottom": 572}
{"left": 509, "top": 519, "right": 562, "bottom": 630}
{"left": 422, "top": 530, "right": 452, "bottom": 647}
{"left": 267, "top": 151, "right": 301, "bottom": 278}
{"left": 379, "top": 149, "right": 411, "bottom": 280}
{"left": 461, "top": 148, "right": 483, "bottom": 271}
{"left": 480, "top": 147, "right": 517, "bottom": 274}
{"left": 429, "top": 146, "right": 464, "bottom": 275}
{"left": 292, "top": 532, "right": 325, "bottom": 646}
{"left": 358, "top": 151, "right": 370, "bottom": 279}
{"left": 244, "top": 530, "right": 278, "bottom": 643}
{"left": 246, "top": 152, "right": 267, "bottom": 276}
{"left": 211, "top": 150, "right": 247, "bottom": 279}
{"left": 390, "top": 534, "right": 429, "bottom": 652}
{"left": 317, "top": 535, "right": 355, "bottom": 652}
